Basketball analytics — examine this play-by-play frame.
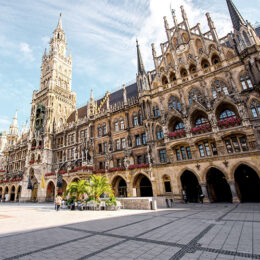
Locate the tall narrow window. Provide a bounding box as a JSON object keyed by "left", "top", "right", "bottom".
{"left": 159, "top": 149, "right": 167, "bottom": 163}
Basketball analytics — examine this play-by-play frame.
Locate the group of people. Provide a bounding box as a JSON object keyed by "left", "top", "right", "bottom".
{"left": 0, "top": 193, "right": 9, "bottom": 202}
{"left": 182, "top": 190, "right": 205, "bottom": 203}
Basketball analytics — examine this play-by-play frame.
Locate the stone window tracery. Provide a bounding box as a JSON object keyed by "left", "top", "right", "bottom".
{"left": 211, "top": 80, "right": 229, "bottom": 98}
{"left": 168, "top": 96, "right": 181, "bottom": 111}
{"left": 250, "top": 100, "right": 260, "bottom": 118}
{"left": 188, "top": 88, "right": 203, "bottom": 105}
{"left": 240, "top": 74, "right": 253, "bottom": 90}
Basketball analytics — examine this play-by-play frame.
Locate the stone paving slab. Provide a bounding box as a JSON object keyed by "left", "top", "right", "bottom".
{"left": 0, "top": 203, "right": 260, "bottom": 260}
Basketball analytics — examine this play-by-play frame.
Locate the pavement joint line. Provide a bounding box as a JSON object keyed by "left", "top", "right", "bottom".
{"left": 76, "top": 239, "right": 128, "bottom": 260}
{"left": 3, "top": 233, "right": 95, "bottom": 260}
{"left": 169, "top": 204, "right": 239, "bottom": 260}
{"left": 197, "top": 245, "right": 260, "bottom": 259}
{"left": 223, "top": 219, "right": 260, "bottom": 223}
{"left": 134, "top": 211, "right": 202, "bottom": 238}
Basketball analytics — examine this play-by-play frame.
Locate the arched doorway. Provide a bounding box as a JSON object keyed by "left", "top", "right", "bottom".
{"left": 181, "top": 171, "right": 201, "bottom": 202}
{"left": 235, "top": 165, "right": 260, "bottom": 202}
{"left": 16, "top": 186, "right": 22, "bottom": 201}
{"left": 0, "top": 187, "right": 2, "bottom": 200}
{"left": 31, "top": 183, "right": 38, "bottom": 202}
{"left": 10, "top": 186, "right": 16, "bottom": 201}
{"left": 46, "top": 181, "right": 55, "bottom": 202}
{"left": 207, "top": 168, "right": 232, "bottom": 203}
{"left": 61, "top": 180, "right": 67, "bottom": 196}
{"left": 4, "top": 187, "right": 9, "bottom": 201}
{"left": 134, "top": 174, "right": 153, "bottom": 197}
{"left": 112, "top": 176, "right": 127, "bottom": 197}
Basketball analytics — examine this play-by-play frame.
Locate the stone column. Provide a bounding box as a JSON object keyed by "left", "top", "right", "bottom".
{"left": 228, "top": 180, "right": 240, "bottom": 203}
{"left": 200, "top": 182, "right": 210, "bottom": 203}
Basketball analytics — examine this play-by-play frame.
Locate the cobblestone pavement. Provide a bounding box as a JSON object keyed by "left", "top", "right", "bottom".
{"left": 0, "top": 203, "right": 260, "bottom": 259}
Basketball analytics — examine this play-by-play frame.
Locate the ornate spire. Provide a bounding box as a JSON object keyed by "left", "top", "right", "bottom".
{"left": 136, "top": 39, "right": 146, "bottom": 75}
{"left": 226, "top": 0, "right": 247, "bottom": 31}
{"left": 57, "top": 13, "right": 63, "bottom": 29}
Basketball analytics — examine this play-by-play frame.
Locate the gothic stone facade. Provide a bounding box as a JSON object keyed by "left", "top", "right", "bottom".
{"left": 1, "top": 1, "right": 260, "bottom": 204}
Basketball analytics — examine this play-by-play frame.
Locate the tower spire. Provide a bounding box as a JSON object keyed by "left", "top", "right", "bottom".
{"left": 136, "top": 39, "right": 146, "bottom": 75}
{"left": 57, "top": 13, "right": 63, "bottom": 29}
{"left": 226, "top": 0, "right": 247, "bottom": 31}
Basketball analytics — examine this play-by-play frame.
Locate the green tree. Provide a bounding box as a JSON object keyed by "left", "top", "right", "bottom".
{"left": 89, "top": 175, "right": 113, "bottom": 201}
{"left": 65, "top": 180, "right": 90, "bottom": 200}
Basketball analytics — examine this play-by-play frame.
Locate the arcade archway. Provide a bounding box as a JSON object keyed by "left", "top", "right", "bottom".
{"left": 61, "top": 180, "right": 67, "bottom": 196}
{"left": 4, "top": 187, "right": 9, "bottom": 201}
{"left": 16, "top": 186, "right": 22, "bottom": 201}
{"left": 31, "top": 183, "right": 38, "bottom": 202}
{"left": 46, "top": 181, "right": 55, "bottom": 202}
{"left": 134, "top": 174, "right": 153, "bottom": 197}
{"left": 181, "top": 171, "right": 201, "bottom": 202}
{"left": 206, "top": 168, "right": 232, "bottom": 203}
{"left": 10, "top": 186, "right": 16, "bottom": 201}
{"left": 112, "top": 176, "right": 127, "bottom": 197}
{"left": 235, "top": 164, "right": 260, "bottom": 202}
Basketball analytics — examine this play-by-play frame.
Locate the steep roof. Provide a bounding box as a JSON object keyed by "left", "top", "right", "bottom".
{"left": 226, "top": 0, "right": 247, "bottom": 31}
{"left": 67, "top": 82, "right": 138, "bottom": 123}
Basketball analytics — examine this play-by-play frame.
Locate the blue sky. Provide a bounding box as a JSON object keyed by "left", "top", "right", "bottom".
{"left": 0, "top": 0, "right": 259, "bottom": 131}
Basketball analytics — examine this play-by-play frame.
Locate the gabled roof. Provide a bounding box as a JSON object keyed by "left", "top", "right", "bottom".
{"left": 67, "top": 82, "right": 138, "bottom": 123}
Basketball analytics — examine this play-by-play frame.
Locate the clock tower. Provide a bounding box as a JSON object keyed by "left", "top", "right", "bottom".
{"left": 21, "top": 14, "right": 76, "bottom": 202}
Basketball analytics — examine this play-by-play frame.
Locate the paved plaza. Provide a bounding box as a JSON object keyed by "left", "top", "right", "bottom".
{"left": 0, "top": 203, "right": 260, "bottom": 259}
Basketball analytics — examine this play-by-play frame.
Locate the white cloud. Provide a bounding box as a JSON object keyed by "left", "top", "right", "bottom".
{"left": 19, "top": 42, "right": 34, "bottom": 62}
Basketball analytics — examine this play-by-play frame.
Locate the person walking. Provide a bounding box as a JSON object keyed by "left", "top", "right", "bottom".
{"left": 55, "top": 194, "right": 62, "bottom": 211}
{"left": 182, "top": 190, "right": 188, "bottom": 204}
{"left": 199, "top": 193, "right": 205, "bottom": 204}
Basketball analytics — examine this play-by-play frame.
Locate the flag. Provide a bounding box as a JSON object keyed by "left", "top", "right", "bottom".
{"left": 40, "top": 173, "right": 46, "bottom": 189}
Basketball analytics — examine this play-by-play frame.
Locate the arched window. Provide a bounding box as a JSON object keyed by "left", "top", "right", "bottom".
{"left": 169, "top": 72, "right": 176, "bottom": 82}
{"left": 211, "top": 54, "right": 220, "bottom": 65}
{"left": 243, "top": 31, "right": 251, "bottom": 46}
{"left": 250, "top": 100, "right": 260, "bottom": 118}
{"left": 201, "top": 59, "right": 210, "bottom": 69}
{"left": 166, "top": 54, "right": 174, "bottom": 66}
{"left": 153, "top": 105, "right": 160, "bottom": 118}
{"left": 120, "top": 119, "right": 125, "bottom": 130}
{"left": 114, "top": 121, "right": 119, "bottom": 131}
{"left": 195, "top": 117, "right": 209, "bottom": 126}
{"left": 156, "top": 126, "right": 164, "bottom": 140}
{"left": 175, "top": 122, "right": 185, "bottom": 131}
{"left": 180, "top": 68, "right": 188, "bottom": 77}
{"left": 189, "top": 64, "right": 196, "bottom": 74}
{"left": 168, "top": 96, "right": 181, "bottom": 111}
{"left": 162, "top": 75, "right": 168, "bottom": 85}
{"left": 188, "top": 88, "right": 202, "bottom": 105}
{"left": 182, "top": 33, "right": 189, "bottom": 43}
{"left": 211, "top": 80, "right": 229, "bottom": 98}
{"left": 240, "top": 74, "right": 253, "bottom": 90}
{"left": 219, "top": 109, "right": 236, "bottom": 120}
{"left": 133, "top": 114, "right": 138, "bottom": 127}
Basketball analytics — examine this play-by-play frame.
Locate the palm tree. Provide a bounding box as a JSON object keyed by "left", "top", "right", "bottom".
{"left": 65, "top": 180, "right": 90, "bottom": 200}
{"left": 89, "top": 175, "right": 113, "bottom": 201}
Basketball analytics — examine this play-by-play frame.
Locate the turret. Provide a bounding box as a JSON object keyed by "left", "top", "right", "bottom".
{"left": 180, "top": 6, "right": 191, "bottom": 39}
{"left": 206, "top": 12, "right": 219, "bottom": 44}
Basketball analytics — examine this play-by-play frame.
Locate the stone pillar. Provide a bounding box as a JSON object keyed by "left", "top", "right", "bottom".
{"left": 200, "top": 182, "right": 210, "bottom": 203}
{"left": 228, "top": 180, "right": 240, "bottom": 203}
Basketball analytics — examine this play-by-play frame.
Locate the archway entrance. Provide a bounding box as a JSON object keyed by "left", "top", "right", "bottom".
{"left": 235, "top": 165, "right": 260, "bottom": 202}
{"left": 61, "top": 180, "right": 67, "bottom": 196}
{"left": 181, "top": 171, "right": 201, "bottom": 202}
{"left": 112, "top": 176, "right": 127, "bottom": 197}
{"left": 31, "top": 183, "right": 38, "bottom": 202}
{"left": 134, "top": 174, "right": 153, "bottom": 197}
{"left": 16, "top": 186, "right": 22, "bottom": 201}
{"left": 10, "top": 186, "right": 16, "bottom": 201}
{"left": 46, "top": 181, "right": 55, "bottom": 202}
{"left": 4, "top": 187, "right": 9, "bottom": 201}
{"left": 0, "top": 187, "right": 2, "bottom": 201}
{"left": 206, "top": 168, "right": 232, "bottom": 203}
